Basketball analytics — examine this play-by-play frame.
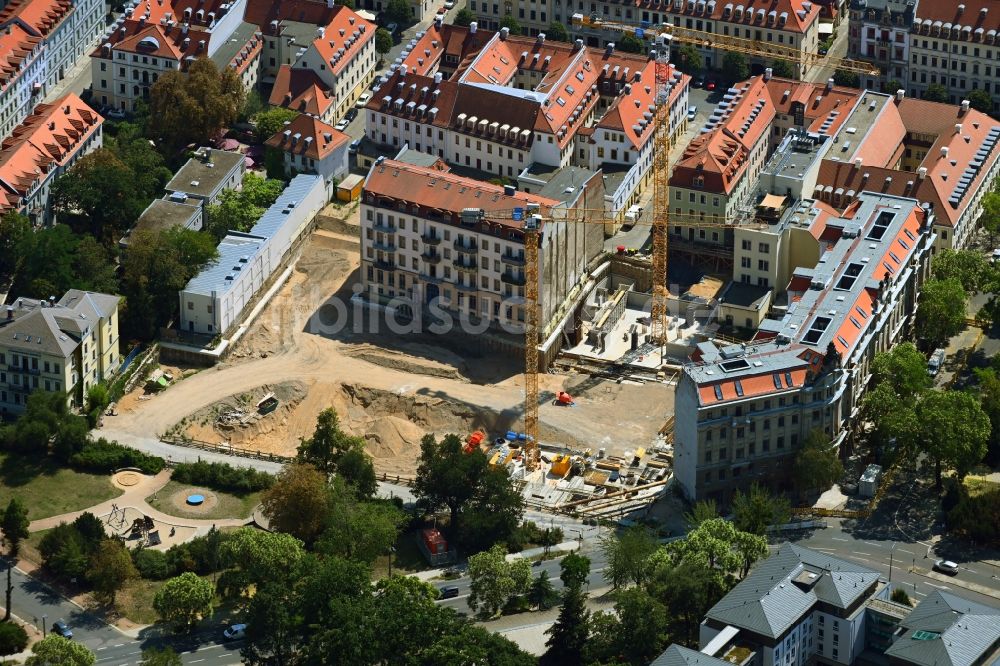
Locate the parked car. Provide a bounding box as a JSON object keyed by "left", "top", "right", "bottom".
{"left": 927, "top": 348, "right": 946, "bottom": 376}
{"left": 356, "top": 91, "right": 373, "bottom": 108}
{"left": 105, "top": 107, "right": 127, "bottom": 120}
{"left": 224, "top": 624, "right": 247, "bottom": 640}
{"left": 933, "top": 559, "right": 959, "bottom": 575}
{"left": 345, "top": 107, "right": 358, "bottom": 122}
{"left": 52, "top": 620, "right": 73, "bottom": 639}
{"left": 687, "top": 105, "right": 697, "bottom": 121}
{"left": 349, "top": 139, "right": 362, "bottom": 153}
{"left": 440, "top": 586, "right": 460, "bottom": 599}
{"left": 444, "top": 0, "right": 455, "bottom": 7}
{"left": 692, "top": 77, "right": 704, "bottom": 88}
{"left": 386, "top": 22, "right": 399, "bottom": 37}
{"left": 335, "top": 118, "right": 350, "bottom": 131}
{"left": 705, "top": 79, "right": 716, "bottom": 90}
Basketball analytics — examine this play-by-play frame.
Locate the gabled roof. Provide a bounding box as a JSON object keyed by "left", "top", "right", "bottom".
{"left": 264, "top": 113, "right": 349, "bottom": 161}
{"left": 269, "top": 65, "right": 334, "bottom": 117}
{"left": 243, "top": 0, "right": 339, "bottom": 29}
{"left": 94, "top": 19, "right": 214, "bottom": 68}
{"left": 0, "top": 22, "right": 39, "bottom": 90}
{"left": 310, "top": 5, "right": 375, "bottom": 77}
{"left": 0, "top": 0, "right": 73, "bottom": 38}
{"left": 634, "top": 0, "right": 822, "bottom": 33}
{"left": 706, "top": 543, "right": 880, "bottom": 639}
{"left": 651, "top": 645, "right": 734, "bottom": 666}
{"left": 400, "top": 22, "right": 492, "bottom": 77}
{"left": 0, "top": 93, "right": 103, "bottom": 214}
{"left": 885, "top": 591, "right": 1000, "bottom": 666}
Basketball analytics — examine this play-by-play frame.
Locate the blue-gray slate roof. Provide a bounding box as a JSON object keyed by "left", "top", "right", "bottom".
{"left": 651, "top": 645, "right": 735, "bottom": 666}
{"left": 885, "top": 590, "right": 1000, "bottom": 666}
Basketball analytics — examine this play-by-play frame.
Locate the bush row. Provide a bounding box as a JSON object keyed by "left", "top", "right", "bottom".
{"left": 69, "top": 438, "right": 166, "bottom": 475}
{"left": 171, "top": 460, "right": 274, "bottom": 493}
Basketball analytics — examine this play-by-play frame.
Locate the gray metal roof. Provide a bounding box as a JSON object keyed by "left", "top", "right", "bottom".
{"left": 651, "top": 645, "right": 735, "bottom": 666}
{"left": 248, "top": 174, "right": 322, "bottom": 239}
{"left": 183, "top": 234, "right": 266, "bottom": 298}
{"left": 165, "top": 148, "right": 244, "bottom": 199}
{"left": 706, "top": 543, "right": 881, "bottom": 639}
{"left": 885, "top": 591, "right": 1000, "bottom": 666}
{"left": 1, "top": 291, "right": 119, "bottom": 357}
{"left": 209, "top": 21, "right": 259, "bottom": 70}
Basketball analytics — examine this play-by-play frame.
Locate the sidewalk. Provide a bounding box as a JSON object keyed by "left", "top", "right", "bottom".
{"left": 413, "top": 540, "right": 585, "bottom": 582}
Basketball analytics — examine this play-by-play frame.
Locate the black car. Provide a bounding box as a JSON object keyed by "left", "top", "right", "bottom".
{"left": 345, "top": 107, "right": 358, "bottom": 122}
{"left": 440, "top": 586, "right": 460, "bottom": 599}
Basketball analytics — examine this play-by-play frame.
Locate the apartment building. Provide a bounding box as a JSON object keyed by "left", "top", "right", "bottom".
{"left": 653, "top": 547, "right": 1000, "bottom": 666}
{"left": 359, "top": 157, "right": 605, "bottom": 340}
{"left": 0, "top": 289, "right": 120, "bottom": 416}
{"left": 163, "top": 147, "right": 246, "bottom": 215}
{"left": 471, "top": 0, "right": 822, "bottom": 79}
{"left": 365, "top": 21, "right": 688, "bottom": 220}
{"left": 0, "top": 0, "right": 105, "bottom": 139}
{"left": 90, "top": 0, "right": 263, "bottom": 112}
{"left": 0, "top": 92, "right": 102, "bottom": 225}
{"left": 850, "top": 0, "right": 1000, "bottom": 113}
{"left": 674, "top": 191, "right": 934, "bottom": 504}
{"left": 264, "top": 113, "right": 351, "bottom": 199}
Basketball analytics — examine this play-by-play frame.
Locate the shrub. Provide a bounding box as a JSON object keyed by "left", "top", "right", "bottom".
{"left": 69, "top": 438, "right": 165, "bottom": 474}
{"left": 164, "top": 529, "right": 230, "bottom": 576}
{"left": 171, "top": 461, "right": 274, "bottom": 493}
{"left": 0, "top": 621, "right": 28, "bottom": 656}
{"left": 133, "top": 547, "right": 172, "bottom": 580}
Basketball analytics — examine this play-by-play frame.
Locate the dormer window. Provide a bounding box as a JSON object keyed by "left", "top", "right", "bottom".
{"left": 693, "top": 176, "right": 704, "bottom": 188}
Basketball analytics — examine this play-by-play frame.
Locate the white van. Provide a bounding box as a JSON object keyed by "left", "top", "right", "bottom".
{"left": 927, "top": 348, "right": 946, "bottom": 376}
{"left": 624, "top": 205, "right": 643, "bottom": 227}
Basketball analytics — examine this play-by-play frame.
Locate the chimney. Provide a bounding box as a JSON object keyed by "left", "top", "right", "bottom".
{"left": 401, "top": 63, "right": 408, "bottom": 75}
{"left": 895, "top": 89, "right": 904, "bottom": 102}
{"left": 5, "top": 306, "right": 12, "bottom": 321}
{"left": 469, "top": 21, "right": 477, "bottom": 33}
{"left": 764, "top": 67, "right": 772, "bottom": 81}
{"left": 500, "top": 26, "right": 509, "bottom": 39}
{"left": 958, "top": 3, "right": 965, "bottom": 14}
{"left": 826, "top": 77, "right": 833, "bottom": 92}
{"left": 434, "top": 14, "right": 443, "bottom": 26}
{"left": 918, "top": 166, "right": 928, "bottom": 179}
{"left": 328, "top": 0, "right": 334, "bottom": 7}
{"left": 961, "top": 99, "right": 970, "bottom": 113}
{"left": 606, "top": 42, "right": 615, "bottom": 55}
{"left": 49, "top": 296, "right": 55, "bottom": 307}
{"left": 574, "top": 38, "right": 583, "bottom": 51}
{"left": 504, "top": 185, "right": 516, "bottom": 195}
{"left": 955, "top": 123, "right": 963, "bottom": 134}
{"left": 855, "top": 157, "right": 863, "bottom": 168}
{"left": 434, "top": 71, "right": 442, "bottom": 84}
{"left": 941, "top": 146, "right": 949, "bottom": 158}
{"left": 537, "top": 32, "right": 545, "bottom": 44}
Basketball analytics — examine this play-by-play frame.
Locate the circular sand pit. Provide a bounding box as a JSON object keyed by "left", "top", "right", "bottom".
{"left": 169, "top": 487, "right": 218, "bottom": 514}
{"left": 114, "top": 471, "right": 143, "bottom": 487}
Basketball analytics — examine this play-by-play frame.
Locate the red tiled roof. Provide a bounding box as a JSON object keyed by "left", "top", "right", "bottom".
{"left": 0, "top": 0, "right": 72, "bottom": 37}
{"left": 264, "top": 113, "right": 349, "bottom": 161}
{"left": 94, "top": 19, "right": 216, "bottom": 68}
{"left": 0, "top": 93, "right": 102, "bottom": 213}
{"left": 363, "top": 158, "right": 559, "bottom": 231}
{"left": 269, "top": 65, "right": 334, "bottom": 117}
{"left": 697, "top": 365, "right": 809, "bottom": 404}
{"left": 400, "top": 23, "right": 492, "bottom": 77}
{"left": 125, "top": 0, "right": 232, "bottom": 30}
{"left": 243, "top": 0, "right": 338, "bottom": 29}
{"left": 0, "top": 23, "right": 40, "bottom": 90}
{"left": 634, "top": 0, "right": 822, "bottom": 33}
{"left": 853, "top": 99, "right": 905, "bottom": 169}
{"left": 764, "top": 77, "right": 859, "bottom": 134}
{"left": 913, "top": 0, "right": 1000, "bottom": 31}
{"left": 311, "top": 5, "right": 375, "bottom": 77}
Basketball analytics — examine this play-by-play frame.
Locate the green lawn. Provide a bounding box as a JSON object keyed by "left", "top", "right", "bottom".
{"left": 0, "top": 453, "right": 122, "bottom": 520}
{"left": 145, "top": 480, "right": 260, "bottom": 521}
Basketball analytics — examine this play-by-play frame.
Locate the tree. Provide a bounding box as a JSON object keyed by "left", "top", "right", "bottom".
{"left": 419, "top": 623, "right": 537, "bottom": 666}
{"left": 153, "top": 572, "right": 214, "bottom": 630}
{"left": 618, "top": 33, "right": 645, "bottom": 54}
{"left": 499, "top": 14, "right": 522, "bottom": 35}
{"left": 649, "top": 558, "right": 727, "bottom": 647}
{"left": 25, "top": 635, "right": 95, "bottom": 666}
{"left": 770, "top": 59, "right": 795, "bottom": 78}
{"left": 385, "top": 0, "right": 412, "bottom": 26}
{"left": 981, "top": 190, "right": 1000, "bottom": 243}
{"left": 261, "top": 463, "right": 330, "bottom": 545}
{"left": 663, "top": 518, "right": 767, "bottom": 579}
{"left": 559, "top": 552, "right": 591, "bottom": 589}
{"left": 318, "top": 481, "right": 404, "bottom": 563}
{"left": 148, "top": 58, "right": 244, "bottom": 154}
{"left": 0, "top": 621, "right": 28, "bottom": 656}
{"left": 915, "top": 278, "right": 968, "bottom": 351}
{"left": 924, "top": 83, "right": 949, "bottom": 103}
{"left": 975, "top": 366, "right": 1000, "bottom": 466}
{"left": 139, "top": 647, "right": 183, "bottom": 666}
{"left": 334, "top": 447, "right": 378, "bottom": 499}
{"left": 891, "top": 587, "right": 913, "bottom": 606}
{"left": 219, "top": 527, "right": 305, "bottom": 597}
{"left": 119, "top": 226, "right": 218, "bottom": 339}
{"left": 88, "top": 539, "right": 138, "bottom": 603}
{"left": 453, "top": 7, "right": 473, "bottom": 26}
{"left": 678, "top": 45, "right": 702, "bottom": 71}
{"left": 455, "top": 465, "right": 525, "bottom": 553}
{"left": 414, "top": 433, "right": 487, "bottom": 527}
{"left": 528, "top": 570, "right": 559, "bottom": 610}
{"left": 375, "top": 28, "right": 394, "bottom": 61}
{"left": 0, "top": 212, "right": 30, "bottom": 278}
{"left": 298, "top": 408, "right": 365, "bottom": 474}
{"left": 38, "top": 523, "right": 88, "bottom": 582}
{"left": 204, "top": 189, "right": 264, "bottom": 240}
{"left": 2, "top": 498, "right": 30, "bottom": 558}
{"left": 610, "top": 588, "right": 669, "bottom": 665}
{"left": 933, "top": 249, "right": 991, "bottom": 292}
{"left": 467, "top": 544, "right": 531, "bottom": 618}
{"left": 546, "top": 21, "right": 570, "bottom": 42}
{"left": 253, "top": 107, "right": 299, "bottom": 143}
{"left": 542, "top": 585, "right": 589, "bottom": 666}
{"left": 241, "top": 580, "right": 303, "bottom": 666}
{"left": 600, "top": 525, "right": 657, "bottom": 589}
{"left": 49, "top": 149, "right": 143, "bottom": 240}
{"left": 870, "top": 342, "right": 933, "bottom": 400}
{"left": 833, "top": 69, "right": 860, "bottom": 87}
{"left": 917, "top": 390, "right": 990, "bottom": 487}
{"left": 684, "top": 498, "right": 718, "bottom": 527}
{"left": 792, "top": 430, "right": 844, "bottom": 496}
{"left": 721, "top": 52, "right": 749, "bottom": 82}
{"left": 731, "top": 483, "right": 791, "bottom": 535}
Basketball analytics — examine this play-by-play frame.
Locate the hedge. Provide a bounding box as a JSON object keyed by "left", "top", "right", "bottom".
{"left": 171, "top": 460, "right": 273, "bottom": 493}
{"left": 69, "top": 438, "right": 166, "bottom": 475}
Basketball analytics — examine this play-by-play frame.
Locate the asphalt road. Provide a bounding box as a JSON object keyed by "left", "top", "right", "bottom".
{"left": 5, "top": 563, "right": 243, "bottom": 665}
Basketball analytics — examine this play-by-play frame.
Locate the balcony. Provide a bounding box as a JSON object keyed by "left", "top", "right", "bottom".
{"left": 421, "top": 232, "right": 442, "bottom": 245}
{"left": 421, "top": 250, "right": 442, "bottom": 264}
{"left": 372, "top": 220, "right": 397, "bottom": 233}
{"left": 372, "top": 240, "right": 396, "bottom": 252}
{"left": 501, "top": 271, "right": 526, "bottom": 286}
{"left": 455, "top": 281, "right": 478, "bottom": 292}
{"left": 374, "top": 258, "right": 396, "bottom": 271}
{"left": 500, "top": 253, "right": 526, "bottom": 266}
{"left": 454, "top": 241, "right": 479, "bottom": 254}
{"left": 453, "top": 258, "right": 478, "bottom": 271}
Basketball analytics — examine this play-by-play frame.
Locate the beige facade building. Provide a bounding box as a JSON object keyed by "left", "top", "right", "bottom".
{"left": 0, "top": 290, "right": 121, "bottom": 416}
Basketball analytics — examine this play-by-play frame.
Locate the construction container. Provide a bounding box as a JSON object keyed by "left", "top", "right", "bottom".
{"left": 550, "top": 455, "right": 572, "bottom": 477}
{"left": 421, "top": 528, "right": 448, "bottom": 555}
{"left": 337, "top": 173, "right": 364, "bottom": 201}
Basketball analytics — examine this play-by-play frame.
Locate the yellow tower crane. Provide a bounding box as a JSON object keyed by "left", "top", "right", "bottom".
{"left": 476, "top": 25, "right": 879, "bottom": 472}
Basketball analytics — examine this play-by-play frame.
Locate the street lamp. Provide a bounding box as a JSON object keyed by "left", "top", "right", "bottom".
{"left": 41, "top": 614, "right": 47, "bottom": 637}
{"left": 388, "top": 546, "right": 396, "bottom": 577}
{"left": 889, "top": 542, "right": 896, "bottom": 582}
